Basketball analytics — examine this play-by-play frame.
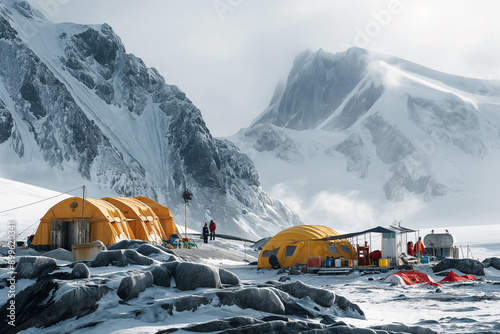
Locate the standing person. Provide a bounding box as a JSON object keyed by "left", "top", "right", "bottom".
{"left": 209, "top": 219, "right": 216, "bottom": 240}
{"left": 202, "top": 222, "right": 209, "bottom": 244}
{"left": 414, "top": 237, "right": 425, "bottom": 258}
{"left": 407, "top": 241, "right": 415, "bottom": 257}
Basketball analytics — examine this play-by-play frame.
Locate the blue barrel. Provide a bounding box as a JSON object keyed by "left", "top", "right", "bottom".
{"left": 169, "top": 235, "right": 179, "bottom": 248}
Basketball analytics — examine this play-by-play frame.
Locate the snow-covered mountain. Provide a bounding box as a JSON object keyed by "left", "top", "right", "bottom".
{"left": 0, "top": 0, "right": 301, "bottom": 240}
{"left": 230, "top": 47, "right": 500, "bottom": 231}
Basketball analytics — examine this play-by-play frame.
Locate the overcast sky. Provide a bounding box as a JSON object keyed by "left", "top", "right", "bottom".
{"left": 29, "top": 0, "right": 500, "bottom": 137}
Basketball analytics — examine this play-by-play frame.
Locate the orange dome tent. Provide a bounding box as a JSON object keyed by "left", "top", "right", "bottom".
{"left": 135, "top": 196, "right": 181, "bottom": 240}
{"left": 102, "top": 197, "right": 165, "bottom": 244}
{"left": 257, "top": 225, "right": 356, "bottom": 269}
{"left": 31, "top": 197, "right": 134, "bottom": 251}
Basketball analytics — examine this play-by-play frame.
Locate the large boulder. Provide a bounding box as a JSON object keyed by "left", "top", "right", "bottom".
{"left": 483, "top": 257, "right": 500, "bottom": 270}
{"left": 43, "top": 248, "right": 74, "bottom": 262}
{"left": 106, "top": 239, "right": 147, "bottom": 250}
{"left": 275, "top": 280, "right": 364, "bottom": 318}
{"left": 116, "top": 271, "right": 154, "bottom": 301}
{"left": 183, "top": 316, "right": 264, "bottom": 333}
{"left": 174, "top": 295, "right": 211, "bottom": 312}
{"left": 71, "top": 263, "right": 90, "bottom": 279}
{"left": 371, "top": 323, "right": 440, "bottom": 334}
{"left": 275, "top": 280, "right": 334, "bottom": 307}
{"left": 15, "top": 256, "right": 57, "bottom": 279}
{"left": 136, "top": 244, "right": 178, "bottom": 262}
{"left": 150, "top": 262, "right": 179, "bottom": 287}
{"left": 219, "top": 268, "right": 241, "bottom": 286}
{"left": 0, "top": 278, "right": 110, "bottom": 334}
{"left": 217, "top": 287, "right": 286, "bottom": 314}
{"left": 90, "top": 249, "right": 154, "bottom": 267}
{"left": 173, "top": 262, "right": 221, "bottom": 291}
{"left": 137, "top": 243, "right": 177, "bottom": 255}
{"left": 433, "top": 258, "right": 484, "bottom": 276}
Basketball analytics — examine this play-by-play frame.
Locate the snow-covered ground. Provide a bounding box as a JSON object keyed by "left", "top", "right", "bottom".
{"left": 1, "top": 177, "right": 500, "bottom": 333}
{"left": 1, "top": 233, "right": 499, "bottom": 333}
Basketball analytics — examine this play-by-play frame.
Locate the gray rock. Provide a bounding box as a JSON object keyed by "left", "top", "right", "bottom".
{"left": 371, "top": 323, "right": 439, "bottom": 334}
{"left": 183, "top": 316, "right": 263, "bottom": 333}
{"left": 15, "top": 256, "right": 57, "bottom": 279}
{"left": 270, "top": 287, "right": 316, "bottom": 318}
{"left": 123, "top": 249, "right": 155, "bottom": 265}
{"left": 0, "top": 278, "right": 110, "bottom": 334}
{"left": 106, "top": 240, "right": 148, "bottom": 250}
{"left": 217, "top": 287, "right": 286, "bottom": 314}
{"left": 433, "top": 258, "right": 484, "bottom": 276}
{"left": 174, "top": 262, "right": 221, "bottom": 291}
{"left": 276, "top": 280, "right": 334, "bottom": 307}
{"left": 276, "top": 280, "right": 365, "bottom": 318}
{"left": 117, "top": 271, "right": 154, "bottom": 301}
{"left": 174, "top": 295, "right": 210, "bottom": 312}
{"left": 136, "top": 244, "right": 164, "bottom": 256}
{"left": 219, "top": 268, "right": 241, "bottom": 286}
{"left": 90, "top": 249, "right": 154, "bottom": 267}
{"left": 150, "top": 262, "right": 179, "bottom": 287}
{"left": 149, "top": 244, "right": 178, "bottom": 256}
{"left": 483, "top": 257, "right": 500, "bottom": 270}
{"left": 136, "top": 244, "right": 178, "bottom": 262}
{"left": 71, "top": 263, "right": 90, "bottom": 279}
{"left": 218, "top": 319, "right": 325, "bottom": 334}
{"left": 43, "top": 248, "right": 74, "bottom": 262}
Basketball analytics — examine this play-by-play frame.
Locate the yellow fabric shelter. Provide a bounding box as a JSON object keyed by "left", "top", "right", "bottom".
{"left": 31, "top": 197, "right": 134, "bottom": 250}
{"left": 257, "top": 225, "right": 356, "bottom": 268}
{"left": 135, "top": 196, "right": 181, "bottom": 239}
{"left": 102, "top": 197, "right": 164, "bottom": 244}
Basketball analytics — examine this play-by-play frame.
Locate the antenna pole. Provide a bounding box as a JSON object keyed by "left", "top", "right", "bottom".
{"left": 181, "top": 189, "right": 193, "bottom": 240}
{"left": 82, "top": 185, "right": 86, "bottom": 223}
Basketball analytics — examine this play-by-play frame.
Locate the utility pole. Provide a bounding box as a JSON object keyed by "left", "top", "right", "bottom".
{"left": 82, "top": 185, "right": 86, "bottom": 223}
{"left": 182, "top": 189, "right": 193, "bottom": 239}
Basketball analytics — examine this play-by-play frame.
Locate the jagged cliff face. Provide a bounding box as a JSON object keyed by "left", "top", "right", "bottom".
{"left": 231, "top": 47, "right": 500, "bottom": 229}
{"left": 0, "top": 0, "right": 301, "bottom": 239}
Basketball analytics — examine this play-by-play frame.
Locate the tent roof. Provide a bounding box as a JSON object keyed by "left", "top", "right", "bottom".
{"left": 40, "top": 197, "right": 128, "bottom": 224}
{"left": 103, "top": 197, "right": 157, "bottom": 222}
{"left": 135, "top": 196, "right": 174, "bottom": 220}
{"left": 313, "top": 225, "right": 416, "bottom": 241}
{"left": 271, "top": 225, "right": 341, "bottom": 242}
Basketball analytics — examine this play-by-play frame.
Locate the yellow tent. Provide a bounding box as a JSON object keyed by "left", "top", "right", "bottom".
{"left": 135, "top": 196, "right": 181, "bottom": 239}
{"left": 102, "top": 197, "right": 164, "bottom": 244}
{"left": 31, "top": 197, "right": 134, "bottom": 251}
{"left": 257, "top": 225, "right": 356, "bottom": 268}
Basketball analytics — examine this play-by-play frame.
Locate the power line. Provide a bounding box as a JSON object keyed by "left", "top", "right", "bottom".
{"left": 0, "top": 186, "right": 84, "bottom": 214}
{"left": 16, "top": 220, "right": 40, "bottom": 238}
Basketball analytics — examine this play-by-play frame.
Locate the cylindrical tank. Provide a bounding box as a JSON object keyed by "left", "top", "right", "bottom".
{"left": 424, "top": 233, "right": 455, "bottom": 248}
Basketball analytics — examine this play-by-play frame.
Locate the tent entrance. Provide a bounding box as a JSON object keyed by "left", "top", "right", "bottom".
{"left": 50, "top": 220, "right": 89, "bottom": 250}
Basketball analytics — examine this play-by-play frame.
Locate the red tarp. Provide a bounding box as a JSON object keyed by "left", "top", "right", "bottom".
{"left": 439, "top": 271, "right": 477, "bottom": 283}
{"left": 385, "top": 271, "right": 441, "bottom": 286}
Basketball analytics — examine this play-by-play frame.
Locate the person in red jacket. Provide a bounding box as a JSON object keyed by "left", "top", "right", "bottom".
{"left": 209, "top": 219, "right": 216, "bottom": 240}
{"left": 414, "top": 237, "right": 425, "bottom": 257}
{"left": 407, "top": 241, "right": 415, "bottom": 257}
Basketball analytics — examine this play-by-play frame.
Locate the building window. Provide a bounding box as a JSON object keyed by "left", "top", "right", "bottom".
{"left": 285, "top": 245, "right": 297, "bottom": 257}
{"left": 340, "top": 245, "right": 352, "bottom": 253}
{"left": 328, "top": 243, "right": 339, "bottom": 254}
{"left": 262, "top": 248, "right": 280, "bottom": 257}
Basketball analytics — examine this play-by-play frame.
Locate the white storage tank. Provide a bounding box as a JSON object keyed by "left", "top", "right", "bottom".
{"left": 424, "top": 232, "right": 455, "bottom": 248}
{"left": 423, "top": 231, "right": 455, "bottom": 259}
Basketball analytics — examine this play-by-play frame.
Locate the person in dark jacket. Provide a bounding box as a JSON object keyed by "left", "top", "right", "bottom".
{"left": 209, "top": 220, "right": 216, "bottom": 240}
{"left": 202, "top": 222, "right": 209, "bottom": 244}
